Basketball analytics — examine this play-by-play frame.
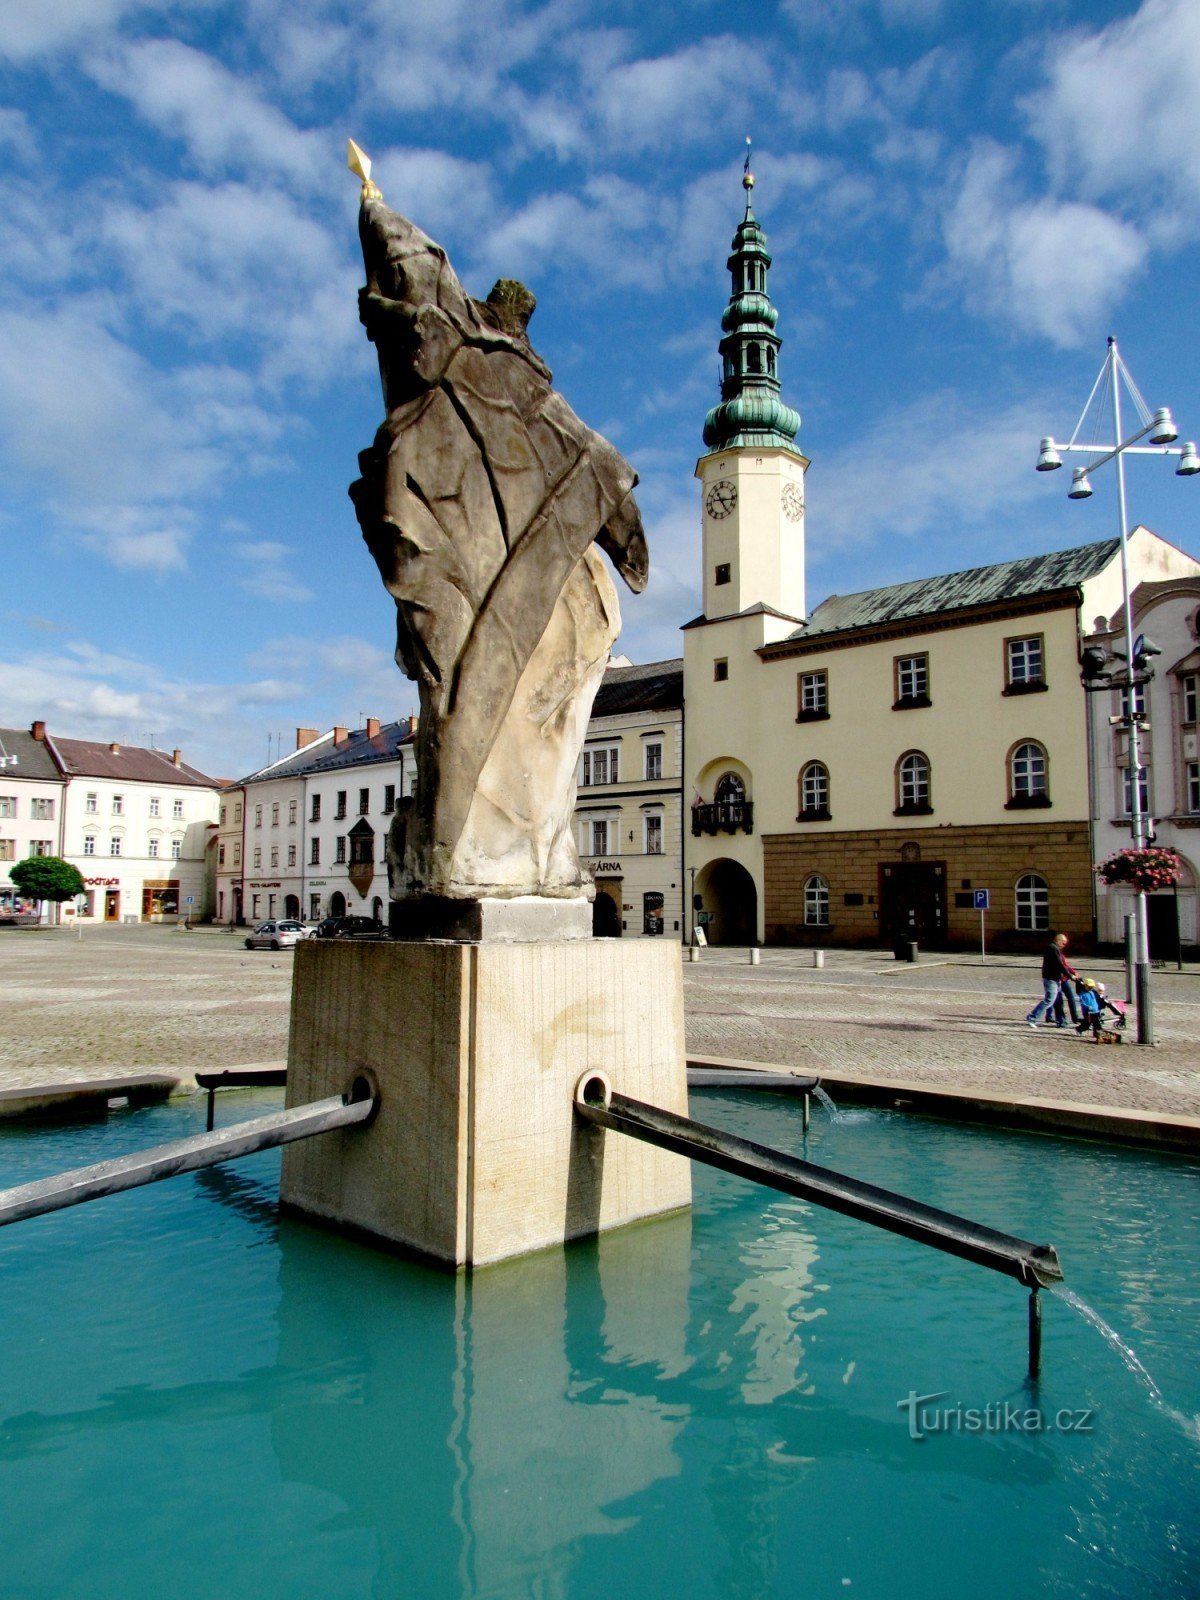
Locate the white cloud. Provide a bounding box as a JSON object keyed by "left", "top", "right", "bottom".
{"left": 234, "top": 540, "right": 315, "bottom": 604}
{"left": 811, "top": 389, "right": 1053, "bottom": 564}
{"left": 0, "top": 0, "right": 191, "bottom": 62}
{"left": 941, "top": 142, "right": 1147, "bottom": 346}
{"left": 87, "top": 39, "right": 331, "bottom": 192}
{"left": 99, "top": 179, "right": 359, "bottom": 384}
{"left": 0, "top": 297, "right": 291, "bottom": 574}
{"left": 1028, "top": 0, "right": 1200, "bottom": 240}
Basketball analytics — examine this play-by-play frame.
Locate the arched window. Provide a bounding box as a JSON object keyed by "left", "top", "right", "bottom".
{"left": 715, "top": 772, "right": 745, "bottom": 803}
{"left": 1015, "top": 872, "right": 1049, "bottom": 932}
{"left": 803, "top": 874, "right": 830, "bottom": 926}
{"left": 747, "top": 344, "right": 763, "bottom": 374}
{"left": 766, "top": 346, "right": 776, "bottom": 377}
{"left": 799, "top": 762, "right": 830, "bottom": 819}
{"left": 895, "top": 752, "right": 931, "bottom": 814}
{"left": 1008, "top": 741, "right": 1050, "bottom": 807}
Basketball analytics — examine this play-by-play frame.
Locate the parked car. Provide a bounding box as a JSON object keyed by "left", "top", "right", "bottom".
{"left": 314, "top": 915, "right": 384, "bottom": 940}
{"left": 244, "top": 919, "right": 310, "bottom": 951}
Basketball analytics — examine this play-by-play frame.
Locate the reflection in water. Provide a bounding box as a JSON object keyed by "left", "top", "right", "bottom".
{"left": 2, "top": 1093, "right": 1199, "bottom": 1599}
{"left": 271, "top": 1213, "right": 695, "bottom": 1599}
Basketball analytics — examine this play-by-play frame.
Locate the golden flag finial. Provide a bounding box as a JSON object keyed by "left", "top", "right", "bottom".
{"left": 348, "top": 139, "right": 382, "bottom": 203}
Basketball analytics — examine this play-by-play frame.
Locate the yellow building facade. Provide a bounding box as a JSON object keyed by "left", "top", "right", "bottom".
{"left": 684, "top": 174, "right": 1200, "bottom": 951}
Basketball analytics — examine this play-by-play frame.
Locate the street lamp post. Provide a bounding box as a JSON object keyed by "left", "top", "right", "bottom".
{"left": 1037, "top": 337, "right": 1198, "bottom": 1044}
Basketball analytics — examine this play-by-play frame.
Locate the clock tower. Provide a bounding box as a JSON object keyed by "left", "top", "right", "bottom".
{"left": 695, "top": 157, "right": 808, "bottom": 625}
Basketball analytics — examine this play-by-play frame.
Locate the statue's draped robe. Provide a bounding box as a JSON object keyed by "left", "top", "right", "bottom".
{"left": 350, "top": 201, "right": 648, "bottom": 901}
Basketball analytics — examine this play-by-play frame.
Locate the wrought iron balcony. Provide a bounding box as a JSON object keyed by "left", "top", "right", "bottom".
{"left": 691, "top": 800, "right": 754, "bottom": 836}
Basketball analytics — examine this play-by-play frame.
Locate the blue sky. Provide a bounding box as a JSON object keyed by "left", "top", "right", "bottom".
{"left": 1, "top": 0, "right": 1198, "bottom": 778}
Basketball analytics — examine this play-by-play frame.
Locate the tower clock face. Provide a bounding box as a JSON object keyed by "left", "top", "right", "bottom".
{"left": 781, "top": 482, "right": 805, "bottom": 522}
{"left": 705, "top": 480, "right": 737, "bottom": 519}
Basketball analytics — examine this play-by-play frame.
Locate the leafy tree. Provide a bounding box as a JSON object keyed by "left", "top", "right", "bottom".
{"left": 10, "top": 856, "right": 85, "bottom": 905}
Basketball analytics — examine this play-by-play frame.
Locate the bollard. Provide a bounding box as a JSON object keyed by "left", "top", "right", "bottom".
{"left": 689, "top": 945, "right": 700, "bottom": 963}
{"left": 749, "top": 948, "right": 760, "bottom": 966}
{"left": 812, "top": 950, "right": 824, "bottom": 969}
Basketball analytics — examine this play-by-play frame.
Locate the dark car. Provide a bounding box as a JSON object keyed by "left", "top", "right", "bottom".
{"left": 314, "top": 915, "right": 384, "bottom": 940}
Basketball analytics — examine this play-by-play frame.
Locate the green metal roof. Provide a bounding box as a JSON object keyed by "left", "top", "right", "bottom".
{"left": 790, "top": 537, "right": 1121, "bottom": 640}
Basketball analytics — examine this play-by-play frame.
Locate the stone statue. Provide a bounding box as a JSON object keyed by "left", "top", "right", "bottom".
{"left": 346, "top": 148, "right": 648, "bottom": 928}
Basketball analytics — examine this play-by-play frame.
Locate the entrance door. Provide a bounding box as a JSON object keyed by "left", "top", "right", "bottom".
{"left": 592, "top": 885, "right": 621, "bottom": 937}
{"left": 880, "top": 862, "right": 946, "bottom": 948}
{"left": 1147, "top": 893, "right": 1181, "bottom": 963}
{"left": 104, "top": 890, "right": 120, "bottom": 922}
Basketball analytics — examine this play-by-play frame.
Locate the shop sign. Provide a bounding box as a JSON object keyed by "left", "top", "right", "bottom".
{"left": 248, "top": 880, "right": 282, "bottom": 888}
{"left": 587, "top": 859, "right": 623, "bottom": 874}
{"left": 84, "top": 877, "right": 120, "bottom": 887}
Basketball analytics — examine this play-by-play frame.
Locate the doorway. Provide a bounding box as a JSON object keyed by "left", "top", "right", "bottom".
{"left": 592, "top": 884, "right": 621, "bottom": 937}
{"left": 104, "top": 890, "right": 120, "bottom": 922}
{"left": 879, "top": 861, "right": 947, "bottom": 948}
{"left": 697, "top": 858, "right": 757, "bottom": 945}
{"left": 1147, "top": 893, "right": 1181, "bottom": 963}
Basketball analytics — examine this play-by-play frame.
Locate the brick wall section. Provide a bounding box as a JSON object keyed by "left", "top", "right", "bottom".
{"left": 763, "top": 821, "right": 1095, "bottom": 952}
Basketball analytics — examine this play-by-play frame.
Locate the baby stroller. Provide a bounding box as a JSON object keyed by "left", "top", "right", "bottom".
{"left": 1076, "top": 980, "right": 1127, "bottom": 1043}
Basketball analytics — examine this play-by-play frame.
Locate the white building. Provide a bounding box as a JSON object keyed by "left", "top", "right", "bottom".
{"left": 573, "top": 659, "right": 685, "bottom": 939}
{"left": 54, "top": 735, "right": 219, "bottom": 922}
{"left": 214, "top": 784, "right": 245, "bottom": 925}
{"left": 0, "top": 723, "right": 68, "bottom": 920}
{"left": 304, "top": 720, "right": 416, "bottom": 923}
{"left": 1087, "top": 572, "right": 1200, "bottom": 956}
{"left": 239, "top": 727, "right": 337, "bottom": 925}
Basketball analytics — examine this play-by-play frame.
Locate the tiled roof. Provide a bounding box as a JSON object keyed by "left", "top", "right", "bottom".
{"left": 0, "top": 728, "right": 62, "bottom": 782}
{"left": 592, "top": 658, "right": 683, "bottom": 716}
{"left": 791, "top": 537, "right": 1122, "bottom": 640}
{"left": 307, "top": 722, "right": 416, "bottom": 774}
{"left": 53, "top": 738, "right": 218, "bottom": 788}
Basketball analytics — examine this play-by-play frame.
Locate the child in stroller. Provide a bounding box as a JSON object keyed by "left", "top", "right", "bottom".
{"left": 1075, "top": 980, "right": 1127, "bottom": 1042}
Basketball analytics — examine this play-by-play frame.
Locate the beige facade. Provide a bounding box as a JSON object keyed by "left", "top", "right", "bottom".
{"left": 684, "top": 468, "right": 1200, "bottom": 951}
{"left": 574, "top": 660, "right": 684, "bottom": 940}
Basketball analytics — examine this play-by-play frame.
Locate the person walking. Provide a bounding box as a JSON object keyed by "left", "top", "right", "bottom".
{"left": 1026, "top": 933, "right": 1073, "bottom": 1028}
{"left": 1052, "top": 946, "right": 1082, "bottom": 1028}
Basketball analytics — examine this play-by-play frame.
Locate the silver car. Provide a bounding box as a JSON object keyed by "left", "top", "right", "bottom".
{"left": 244, "top": 919, "right": 308, "bottom": 951}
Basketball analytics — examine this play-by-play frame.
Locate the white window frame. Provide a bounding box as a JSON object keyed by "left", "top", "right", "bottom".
{"left": 895, "top": 654, "right": 929, "bottom": 703}
{"left": 1015, "top": 873, "right": 1049, "bottom": 932}
{"left": 1188, "top": 760, "right": 1200, "bottom": 814}
{"left": 83, "top": 835, "right": 96, "bottom": 856}
{"left": 1006, "top": 636, "right": 1044, "bottom": 686}
{"left": 644, "top": 742, "right": 663, "bottom": 781}
{"left": 799, "top": 670, "right": 828, "bottom": 715}
{"left": 1011, "top": 742, "right": 1048, "bottom": 799}
{"left": 898, "top": 752, "right": 930, "bottom": 808}
{"left": 800, "top": 762, "right": 829, "bottom": 815}
{"left": 803, "top": 874, "right": 830, "bottom": 927}
{"left": 148, "top": 796, "right": 160, "bottom": 818}
{"left": 1183, "top": 674, "right": 1199, "bottom": 725}
{"left": 581, "top": 744, "right": 620, "bottom": 787}
{"left": 1122, "top": 765, "right": 1150, "bottom": 816}
{"left": 148, "top": 837, "right": 159, "bottom": 859}
{"left": 644, "top": 813, "right": 663, "bottom": 855}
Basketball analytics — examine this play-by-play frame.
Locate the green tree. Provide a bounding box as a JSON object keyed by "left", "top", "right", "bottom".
{"left": 11, "top": 856, "right": 85, "bottom": 906}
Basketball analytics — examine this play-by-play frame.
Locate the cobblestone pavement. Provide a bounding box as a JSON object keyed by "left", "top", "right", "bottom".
{"left": 1, "top": 925, "right": 1198, "bottom": 1115}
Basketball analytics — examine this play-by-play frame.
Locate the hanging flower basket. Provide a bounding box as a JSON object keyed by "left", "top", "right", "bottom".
{"left": 1095, "top": 847, "right": 1184, "bottom": 893}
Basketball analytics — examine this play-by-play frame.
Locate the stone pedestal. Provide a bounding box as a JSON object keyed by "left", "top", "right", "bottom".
{"left": 279, "top": 938, "right": 691, "bottom": 1268}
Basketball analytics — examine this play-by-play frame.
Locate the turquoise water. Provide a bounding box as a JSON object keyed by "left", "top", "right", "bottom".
{"left": 1, "top": 1091, "right": 1197, "bottom": 1599}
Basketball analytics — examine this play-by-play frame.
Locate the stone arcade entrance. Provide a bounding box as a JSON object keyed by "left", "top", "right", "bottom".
{"left": 697, "top": 858, "right": 758, "bottom": 946}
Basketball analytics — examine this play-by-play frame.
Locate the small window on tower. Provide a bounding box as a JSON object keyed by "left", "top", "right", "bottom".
{"left": 715, "top": 563, "right": 731, "bottom": 586}
{"left": 714, "top": 659, "right": 729, "bottom": 682}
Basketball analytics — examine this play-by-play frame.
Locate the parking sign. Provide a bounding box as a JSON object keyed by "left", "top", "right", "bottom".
{"left": 973, "top": 889, "right": 989, "bottom": 912}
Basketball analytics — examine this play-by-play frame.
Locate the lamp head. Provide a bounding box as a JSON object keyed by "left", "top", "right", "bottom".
{"left": 1068, "top": 467, "right": 1094, "bottom": 499}
{"left": 1149, "top": 407, "right": 1178, "bottom": 445}
{"left": 1080, "top": 646, "right": 1110, "bottom": 683}
{"left": 1176, "top": 441, "right": 1200, "bottom": 476}
{"left": 1036, "top": 438, "right": 1062, "bottom": 472}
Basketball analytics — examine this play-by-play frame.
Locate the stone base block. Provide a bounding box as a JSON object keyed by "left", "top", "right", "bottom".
{"left": 279, "top": 938, "right": 691, "bottom": 1268}
{"left": 389, "top": 894, "right": 592, "bottom": 943}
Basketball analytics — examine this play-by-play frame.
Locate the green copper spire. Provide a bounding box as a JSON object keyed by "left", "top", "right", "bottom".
{"left": 702, "top": 148, "right": 801, "bottom": 454}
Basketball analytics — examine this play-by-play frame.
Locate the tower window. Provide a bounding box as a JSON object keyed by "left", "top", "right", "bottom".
{"left": 715, "top": 563, "right": 731, "bottom": 586}
{"left": 714, "top": 659, "right": 729, "bottom": 682}
{"left": 747, "top": 345, "right": 762, "bottom": 374}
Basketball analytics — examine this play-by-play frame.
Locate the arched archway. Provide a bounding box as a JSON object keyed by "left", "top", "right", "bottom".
{"left": 330, "top": 890, "right": 347, "bottom": 918}
{"left": 696, "top": 858, "right": 758, "bottom": 946}
{"left": 284, "top": 894, "right": 300, "bottom": 920}
{"left": 371, "top": 896, "right": 384, "bottom": 924}
{"left": 592, "top": 890, "right": 621, "bottom": 938}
